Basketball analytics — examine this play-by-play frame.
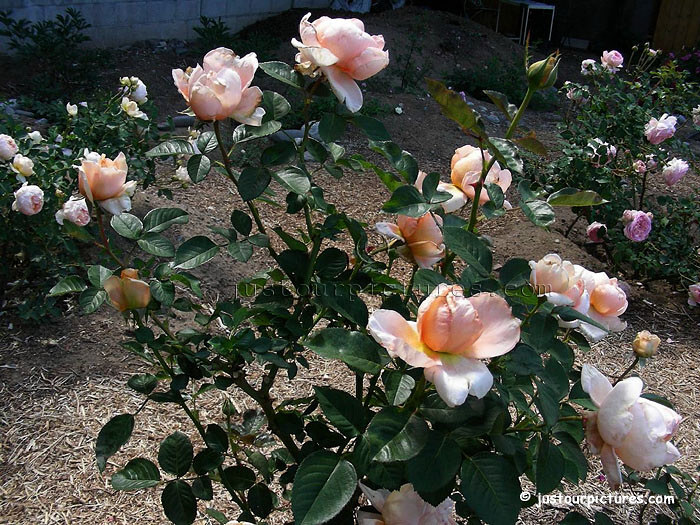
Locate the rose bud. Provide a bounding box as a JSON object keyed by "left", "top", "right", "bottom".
{"left": 120, "top": 97, "right": 148, "bottom": 120}
{"left": 55, "top": 196, "right": 91, "bottom": 227}
{"left": 66, "top": 102, "right": 78, "bottom": 117}
{"left": 581, "top": 59, "right": 597, "bottom": 75}
{"left": 633, "top": 330, "right": 660, "bottom": 358}
{"left": 78, "top": 151, "right": 136, "bottom": 215}
{"left": 375, "top": 213, "right": 445, "bottom": 269}
{"left": 587, "top": 221, "right": 607, "bottom": 242}
{"left": 0, "top": 134, "right": 19, "bottom": 160}
{"left": 103, "top": 269, "right": 151, "bottom": 312}
{"left": 527, "top": 53, "right": 561, "bottom": 89}
{"left": 12, "top": 183, "right": 44, "bottom": 216}
{"left": 27, "top": 130, "right": 43, "bottom": 144}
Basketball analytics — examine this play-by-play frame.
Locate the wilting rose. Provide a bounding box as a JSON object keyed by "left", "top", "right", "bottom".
{"left": 662, "top": 158, "right": 689, "bottom": 186}
{"left": 645, "top": 114, "right": 677, "bottom": 144}
{"left": 11, "top": 154, "right": 34, "bottom": 177}
{"left": 368, "top": 285, "right": 520, "bottom": 406}
{"left": 104, "top": 269, "right": 151, "bottom": 312}
{"left": 66, "top": 102, "right": 78, "bottom": 117}
{"left": 12, "top": 183, "right": 44, "bottom": 216}
{"left": 0, "top": 134, "right": 18, "bottom": 160}
{"left": 633, "top": 330, "right": 660, "bottom": 358}
{"left": 173, "top": 47, "right": 265, "bottom": 124}
{"left": 622, "top": 209, "right": 652, "bottom": 242}
{"left": 581, "top": 364, "right": 681, "bottom": 490}
{"left": 27, "top": 130, "right": 43, "bottom": 144}
{"left": 587, "top": 221, "right": 606, "bottom": 243}
{"left": 688, "top": 284, "right": 700, "bottom": 307}
{"left": 292, "top": 13, "right": 389, "bottom": 113}
{"left": 577, "top": 268, "right": 628, "bottom": 341}
{"left": 601, "top": 50, "right": 624, "bottom": 72}
{"left": 120, "top": 76, "right": 148, "bottom": 103}
{"left": 78, "top": 151, "right": 136, "bottom": 215}
{"left": 376, "top": 213, "right": 445, "bottom": 268}
{"left": 581, "top": 59, "right": 597, "bottom": 75}
{"left": 55, "top": 196, "right": 90, "bottom": 227}
{"left": 120, "top": 97, "right": 148, "bottom": 120}
{"left": 357, "top": 482, "right": 456, "bottom": 525}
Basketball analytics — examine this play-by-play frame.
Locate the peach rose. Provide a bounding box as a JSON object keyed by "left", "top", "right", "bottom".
{"left": 376, "top": 213, "right": 445, "bottom": 269}
{"left": 12, "top": 183, "right": 44, "bottom": 216}
{"left": 577, "top": 267, "right": 628, "bottom": 341}
{"left": 529, "top": 254, "right": 591, "bottom": 325}
{"left": 581, "top": 364, "right": 681, "bottom": 490}
{"left": 0, "top": 134, "right": 18, "bottom": 160}
{"left": 357, "top": 482, "right": 456, "bottom": 525}
{"left": 292, "top": 13, "right": 389, "bottom": 113}
{"left": 78, "top": 151, "right": 136, "bottom": 215}
{"left": 173, "top": 47, "right": 265, "bottom": 124}
{"left": 446, "top": 145, "right": 512, "bottom": 212}
{"left": 368, "top": 285, "right": 520, "bottom": 406}
{"left": 632, "top": 330, "right": 660, "bottom": 358}
{"left": 103, "top": 269, "right": 151, "bottom": 312}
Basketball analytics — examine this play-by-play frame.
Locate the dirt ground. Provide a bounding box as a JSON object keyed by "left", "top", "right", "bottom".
{"left": 1, "top": 5, "right": 699, "bottom": 525}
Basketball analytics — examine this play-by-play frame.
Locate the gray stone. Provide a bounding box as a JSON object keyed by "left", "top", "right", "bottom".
{"left": 14, "top": 109, "right": 35, "bottom": 117}
{"left": 485, "top": 114, "right": 500, "bottom": 125}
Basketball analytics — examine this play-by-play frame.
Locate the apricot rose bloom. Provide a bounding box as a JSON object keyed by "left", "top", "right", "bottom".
{"left": 632, "top": 330, "right": 660, "bottom": 358}
{"left": 104, "top": 269, "right": 151, "bottom": 312}
{"left": 292, "top": 13, "right": 389, "bottom": 113}
{"left": 529, "top": 254, "right": 589, "bottom": 312}
{"left": 78, "top": 151, "right": 136, "bottom": 215}
{"left": 357, "top": 482, "right": 455, "bottom": 525}
{"left": 368, "top": 285, "right": 520, "bottom": 407}
{"left": 581, "top": 364, "right": 681, "bottom": 490}
{"left": 578, "top": 267, "right": 628, "bottom": 341}
{"left": 173, "top": 47, "right": 265, "bottom": 124}
{"left": 375, "top": 213, "right": 445, "bottom": 269}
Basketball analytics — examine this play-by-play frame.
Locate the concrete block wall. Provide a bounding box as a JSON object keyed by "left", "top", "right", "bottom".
{"left": 1, "top": 0, "right": 331, "bottom": 47}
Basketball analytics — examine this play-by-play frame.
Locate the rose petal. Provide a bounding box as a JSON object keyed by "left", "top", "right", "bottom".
{"left": 367, "top": 309, "right": 439, "bottom": 368}
{"left": 581, "top": 364, "right": 612, "bottom": 407}
{"left": 375, "top": 221, "right": 404, "bottom": 241}
{"left": 597, "top": 376, "right": 643, "bottom": 446}
{"left": 464, "top": 293, "right": 520, "bottom": 359}
{"left": 230, "top": 86, "right": 264, "bottom": 125}
{"left": 321, "top": 66, "right": 363, "bottom": 112}
{"left": 600, "top": 444, "right": 622, "bottom": 490}
{"left": 424, "top": 355, "right": 493, "bottom": 406}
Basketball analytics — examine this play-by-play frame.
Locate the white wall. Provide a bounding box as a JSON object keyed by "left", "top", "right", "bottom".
{"left": 1, "top": 0, "right": 331, "bottom": 47}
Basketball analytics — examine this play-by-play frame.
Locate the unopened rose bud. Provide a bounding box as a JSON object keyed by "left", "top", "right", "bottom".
{"left": 633, "top": 330, "right": 660, "bottom": 358}
{"left": 103, "top": 268, "right": 151, "bottom": 312}
{"left": 527, "top": 53, "right": 560, "bottom": 90}
{"left": 66, "top": 102, "right": 78, "bottom": 117}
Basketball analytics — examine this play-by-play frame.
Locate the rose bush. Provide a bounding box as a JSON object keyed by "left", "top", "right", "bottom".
{"left": 10, "top": 15, "right": 699, "bottom": 525}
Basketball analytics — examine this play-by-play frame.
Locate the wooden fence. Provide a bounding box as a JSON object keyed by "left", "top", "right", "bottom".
{"left": 653, "top": 0, "right": 700, "bottom": 53}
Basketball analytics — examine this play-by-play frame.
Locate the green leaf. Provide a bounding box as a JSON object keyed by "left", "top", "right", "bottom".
{"left": 553, "top": 306, "right": 608, "bottom": 332}
{"left": 146, "top": 139, "right": 196, "bottom": 157}
{"left": 485, "top": 182, "right": 505, "bottom": 209}
{"left": 143, "top": 208, "right": 189, "bottom": 233}
{"left": 48, "top": 275, "right": 87, "bottom": 297}
{"left": 291, "top": 450, "right": 357, "bottom": 525}
{"left": 352, "top": 114, "right": 390, "bottom": 140}
{"left": 95, "top": 414, "right": 134, "bottom": 472}
{"left": 161, "top": 480, "right": 197, "bottom": 525}
{"left": 488, "top": 137, "right": 523, "bottom": 174}
{"left": 262, "top": 90, "right": 291, "bottom": 121}
{"left": 314, "top": 386, "right": 366, "bottom": 437}
{"left": 315, "top": 248, "right": 348, "bottom": 278}
{"left": 192, "top": 475, "right": 213, "bottom": 500}
{"left": 80, "top": 288, "right": 107, "bottom": 313}
{"left": 364, "top": 407, "right": 429, "bottom": 462}
{"left": 382, "top": 370, "right": 416, "bottom": 405}
{"left": 443, "top": 227, "right": 492, "bottom": 277}
{"left": 514, "top": 134, "right": 548, "bottom": 156}
{"left": 87, "top": 265, "right": 113, "bottom": 287}
{"left": 158, "top": 432, "right": 193, "bottom": 477}
{"left": 222, "top": 465, "right": 256, "bottom": 490}
{"left": 259, "top": 61, "right": 304, "bottom": 89}
{"left": 138, "top": 233, "right": 175, "bottom": 257}
{"left": 239, "top": 167, "right": 272, "bottom": 201}
{"left": 483, "top": 90, "right": 517, "bottom": 120}
{"left": 425, "top": 78, "right": 484, "bottom": 137}
{"left": 151, "top": 280, "right": 175, "bottom": 306}
{"left": 174, "top": 236, "right": 219, "bottom": 269}
{"left": 110, "top": 213, "right": 143, "bottom": 240}
{"left": 460, "top": 452, "right": 521, "bottom": 525}
{"left": 319, "top": 112, "right": 346, "bottom": 142}
{"left": 369, "top": 141, "right": 419, "bottom": 184}
{"left": 111, "top": 458, "right": 160, "bottom": 491}
{"left": 306, "top": 138, "right": 328, "bottom": 163}
{"left": 248, "top": 483, "right": 274, "bottom": 518}
{"left": 520, "top": 199, "right": 555, "bottom": 227}
{"left": 193, "top": 449, "right": 224, "bottom": 475}
{"left": 274, "top": 166, "right": 311, "bottom": 195}
{"left": 305, "top": 328, "right": 388, "bottom": 374}
{"left": 187, "top": 154, "right": 211, "bottom": 183}
{"left": 205, "top": 424, "right": 229, "bottom": 453}
{"left": 382, "top": 185, "right": 431, "bottom": 217}
{"left": 233, "top": 121, "right": 282, "bottom": 144}
{"left": 547, "top": 188, "right": 607, "bottom": 207}
{"left": 128, "top": 373, "right": 158, "bottom": 394}
{"left": 536, "top": 439, "right": 565, "bottom": 493}
{"left": 196, "top": 131, "right": 218, "bottom": 153}
{"left": 228, "top": 241, "right": 253, "bottom": 262}
{"left": 318, "top": 282, "right": 369, "bottom": 326}
{"left": 261, "top": 141, "right": 296, "bottom": 166}
{"left": 499, "top": 258, "right": 530, "bottom": 288}
{"left": 406, "top": 432, "right": 461, "bottom": 493}
{"left": 205, "top": 508, "right": 229, "bottom": 524}
{"left": 230, "top": 210, "right": 252, "bottom": 236}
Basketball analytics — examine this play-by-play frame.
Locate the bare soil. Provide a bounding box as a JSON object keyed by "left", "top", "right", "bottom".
{"left": 1, "top": 5, "right": 699, "bottom": 525}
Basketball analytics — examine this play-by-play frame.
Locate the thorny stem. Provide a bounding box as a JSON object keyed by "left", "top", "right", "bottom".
{"left": 639, "top": 171, "right": 649, "bottom": 209}
{"left": 614, "top": 356, "right": 640, "bottom": 385}
{"left": 95, "top": 206, "right": 125, "bottom": 268}
{"left": 505, "top": 415, "right": 582, "bottom": 433}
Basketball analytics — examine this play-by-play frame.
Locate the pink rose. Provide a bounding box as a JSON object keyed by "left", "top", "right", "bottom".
{"left": 173, "top": 47, "right": 265, "bottom": 124}
{"left": 78, "top": 151, "right": 136, "bottom": 215}
{"left": 292, "top": 13, "right": 389, "bottom": 112}
{"left": 601, "top": 50, "right": 624, "bottom": 72}
{"left": 581, "top": 59, "right": 597, "bottom": 75}
{"left": 587, "top": 221, "right": 607, "bottom": 242}
{"left": 357, "top": 482, "right": 456, "bottom": 525}
{"left": 55, "top": 196, "right": 90, "bottom": 227}
{"left": 12, "top": 183, "right": 44, "bottom": 216}
{"left": 662, "top": 158, "right": 689, "bottom": 186}
{"left": 0, "top": 134, "right": 18, "bottom": 161}
{"left": 632, "top": 160, "right": 646, "bottom": 174}
{"left": 622, "top": 209, "right": 652, "bottom": 242}
{"left": 644, "top": 114, "right": 677, "bottom": 144}
{"left": 688, "top": 284, "right": 700, "bottom": 307}
{"left": 581, "top": 364, "right": 681, "bottom": 490}
{"left": 376, "top": 213, "right": 445, "bottom": 269}
{"left": 368, "top": 284, "right": 520, "bottom": 406}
